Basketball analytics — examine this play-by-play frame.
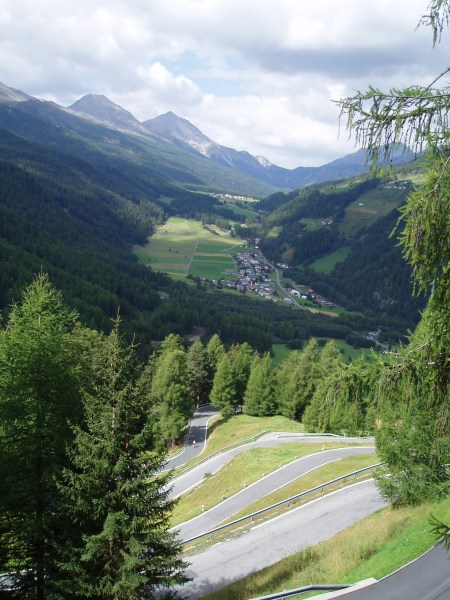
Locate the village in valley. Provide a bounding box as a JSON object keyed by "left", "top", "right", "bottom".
{"left": 204, "top": 245, "right": 339, "bottom": 311}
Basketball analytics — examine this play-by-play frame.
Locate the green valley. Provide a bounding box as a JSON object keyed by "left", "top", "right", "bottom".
{"left": 134, "top": 216, "right": 245, "bottom": 279}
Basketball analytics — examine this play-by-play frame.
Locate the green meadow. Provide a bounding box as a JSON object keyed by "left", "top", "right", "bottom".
{"left": 338, "top": 184, "right": 406, "bottom": 236}
{"left": 134, "top": 217, "right": 246, "bottom": 279}
{"left": 311, "top": 246, "right": 351, "bottom": 274}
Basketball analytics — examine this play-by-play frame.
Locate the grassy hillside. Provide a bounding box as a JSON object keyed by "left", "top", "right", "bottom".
{"left": 202, "top": 496, "right": 450, "bottom": 599}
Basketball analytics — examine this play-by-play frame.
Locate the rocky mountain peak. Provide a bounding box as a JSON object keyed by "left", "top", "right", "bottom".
{"left": 0, "top": 81, "right": 32, "bottom": 103}
{"left": 69, "top": 94, "right": 146, "bottom": 134}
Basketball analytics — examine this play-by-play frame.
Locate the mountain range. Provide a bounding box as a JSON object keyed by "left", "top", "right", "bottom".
{"left": 0, "top": 79, "right": 424, "bottom": 356}
{"left": 0, "top": 81, "right": 415, "bottom": 195}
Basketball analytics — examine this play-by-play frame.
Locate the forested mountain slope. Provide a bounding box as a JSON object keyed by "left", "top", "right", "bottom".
{"left": 0, "top": 90, "right": 277, "bottom": 197}
{"left": 0, "top": 128, "right": 378, "bottom": 356}
{"left": 259, "top": 175, "right": 427, "bottom": 329}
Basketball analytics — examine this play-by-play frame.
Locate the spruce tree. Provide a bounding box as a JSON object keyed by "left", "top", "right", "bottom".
{"left": 151, "top": 343, "right": 194, "bottom": 448}
{"left": 57, "top": 322, "right": 188, "bottom": 598}
{"left": 0, "top": 273, "right": 83, "bottom": 599}
{"left": 205, "top": 334, "right": 225, "bottom": 393}
{"left": 229, "top": 342, "right": 255, "bottom": 408}
{"left": 209, "top": 353, "right": 237, "bottom": 415}
{"left": 244, "top": 353, "right": 276, "bottom": 416}
{"left": 186, "top": 340, "right": 208, "bottom": 408}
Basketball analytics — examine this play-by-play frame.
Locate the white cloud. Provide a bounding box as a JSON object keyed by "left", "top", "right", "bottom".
{"left": 0, "top": 0, "right": 447, "bottom": 167}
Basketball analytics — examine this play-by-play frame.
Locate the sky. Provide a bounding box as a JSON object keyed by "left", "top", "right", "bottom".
{"left": 0, "top": 0, "right": 447, "bottom": 168}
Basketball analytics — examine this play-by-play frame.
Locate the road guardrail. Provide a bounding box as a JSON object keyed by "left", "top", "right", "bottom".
{"left": 182, "top": 462, "right": 383, "bottom": 545}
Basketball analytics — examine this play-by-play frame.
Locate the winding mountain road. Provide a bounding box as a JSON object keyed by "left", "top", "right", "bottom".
{"left": 167, "top": 407, "right": 449, "bottom": 599}
{"left": 169, "top": 430, "right": 375, "bottom": 499}
{"left": 174, "top": 446, "right": 376, "bottom": 542}
{"left": 175, "top": 480, "right": 386, "bottom": 599}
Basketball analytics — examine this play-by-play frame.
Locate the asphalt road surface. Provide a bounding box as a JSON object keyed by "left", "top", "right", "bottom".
{"left": 163, "top": 405, "right": 219, "bottom": 471}
{"left": 169, "top": 432, "right": 375, "bottom": 499}
{"left": 174, "top": 445, "right": 376, "bottom": 541}
{"left": 165, "top": 409, "right": 449, "bottom": 599}
{"left": 174, "top": 479, "right": 386, "bottom": 599}
{"left": 340, "top": 543, "right": 450, "bottom": 600}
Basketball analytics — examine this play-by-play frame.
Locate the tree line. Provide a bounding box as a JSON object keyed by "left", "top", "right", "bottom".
{"left": 0, "top": 274, "right": 191, "bottom": 599}
{"left": 1, "top": 265, "right": 447, "bottom": 600}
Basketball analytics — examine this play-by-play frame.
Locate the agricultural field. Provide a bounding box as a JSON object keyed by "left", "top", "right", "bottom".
{"left": 272, "top": 340, "right": 372, "bottom": 366}
{"left": 338, "top": 182, "right": 408, "bottom": 236}
{"left": 134, "top": 217, "right": 246, "bottom": 279}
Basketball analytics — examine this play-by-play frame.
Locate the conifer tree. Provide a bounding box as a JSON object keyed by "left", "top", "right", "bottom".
{"left": 244, "top": 353, "right": 276, "bottom": 416}
{"left": 159, "top": 333, "right": 185, "bottom": 353}
{"left": 0, "top": 273, "right": 83, "bottom": 599}
{"left": 57, "top": 322, "right": 188, "bottom": 598}
{"left": 277, "top": 338, "right": 320, "bottom": 420}
{"left": 229, "top": 342, "right": 255, "bottom": 408}
{"left": 205, "top": 333, "right": 225, "bottom": 387}
{"left": 186, "top": 340, "right": 208, "bottom": 407}
{"left": 304, "top": 354, "right": 378, "bottom": 436}
{"left": 151, "top": 343, "right": 194, "bottom": 448}
{"left": 337, "top": 0, "right": 450, "bottom": 504}
{"left": 209, "top": 352, "right": 237, "bottom": 415}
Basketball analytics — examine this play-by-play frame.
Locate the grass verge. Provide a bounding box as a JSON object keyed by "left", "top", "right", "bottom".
{"left": 171, "top": 445, "right": 374, "bottom": 526}
{"left": 199, "top": 495, "right": 450, "bottom": 599}
{"left": 168, "top": 413, "right": 305, "bottom": 477}
{"left": 205, "top": 413, "right": 304, "bottom": 455}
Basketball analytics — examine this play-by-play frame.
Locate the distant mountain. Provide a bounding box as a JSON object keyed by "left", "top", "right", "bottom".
{"left": 0, "top": 82, "right": 276, "bottom": 196}
{"left": 143, "top": 111, "right": 415, "bottom": 189}
{"left": 143, "top": 111, "right": 292, "bottom": 185}
{"left": 69, "top": 94, "right": 158, "bottom": 138}
{"left": 0, "top": 80, "right": 416, "bottom": 196}
{"left": 0, "top": 81, "right": 32, "bottom": 103}
{"left": 143, "top": 111, "right": 215, "bottom": 155}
